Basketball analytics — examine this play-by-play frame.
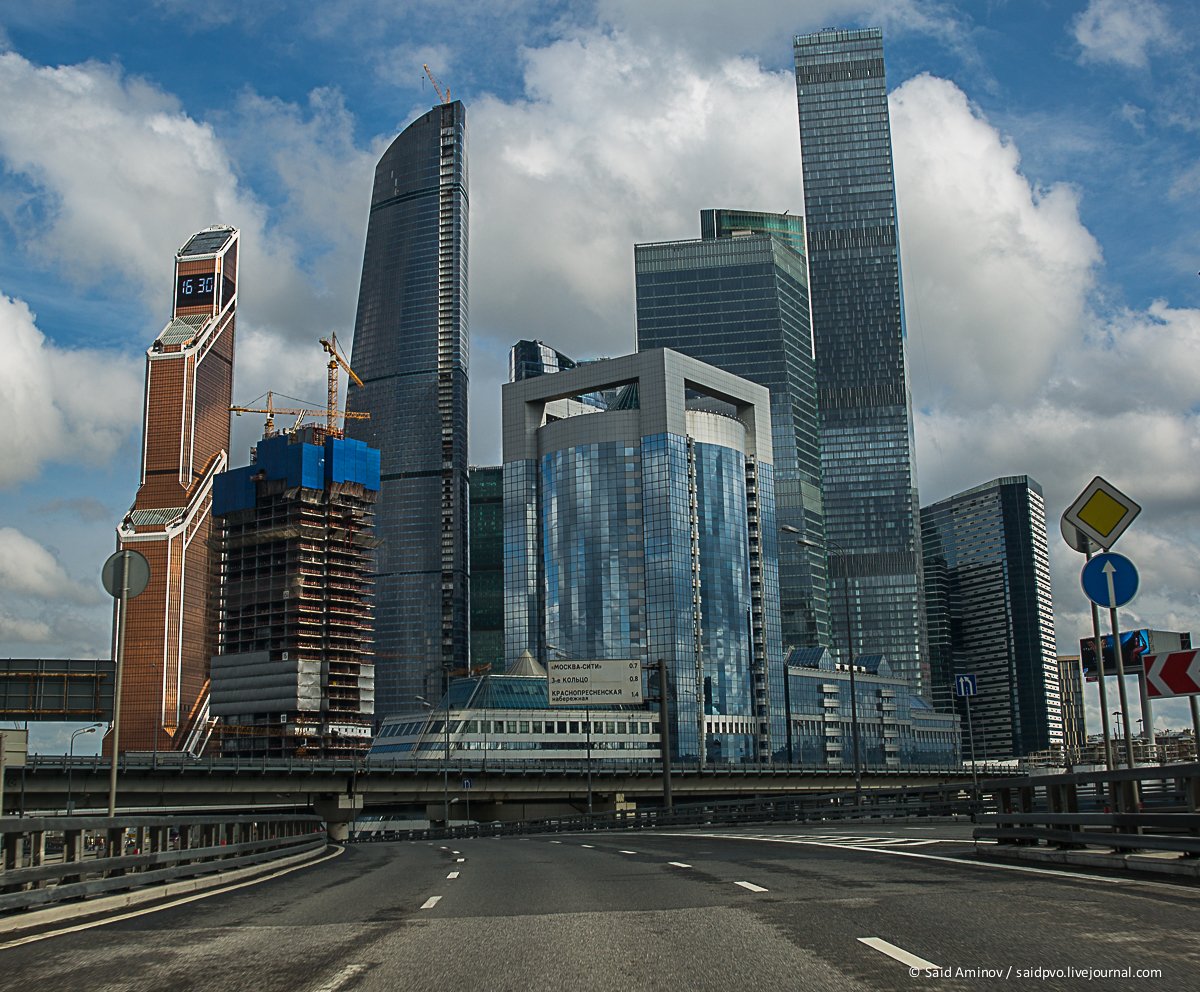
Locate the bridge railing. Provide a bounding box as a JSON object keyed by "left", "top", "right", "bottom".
{"left": 365, "top": 782, "right": 987, "bottom": 842}
{"left": 973, "top": 762, "right": 1200, "bottom": 857}
{"left": 0, "top": 813, "right": 325, "bottom": 915}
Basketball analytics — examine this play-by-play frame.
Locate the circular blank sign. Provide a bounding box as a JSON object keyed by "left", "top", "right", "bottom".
{"left": 101, "top": 549, "right": 150, "bottom": 600}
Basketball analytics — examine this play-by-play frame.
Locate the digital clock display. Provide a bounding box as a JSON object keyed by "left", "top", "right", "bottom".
{"left": 176, "top": 272, "right": 216, "bottom": 309}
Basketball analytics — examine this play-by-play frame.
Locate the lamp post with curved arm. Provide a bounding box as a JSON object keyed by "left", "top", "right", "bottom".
{"left": 68, "top": 724, "right": 101, "bottom": 813}
{"left": 416, "top": 695, "right": 450, "bottom": 827}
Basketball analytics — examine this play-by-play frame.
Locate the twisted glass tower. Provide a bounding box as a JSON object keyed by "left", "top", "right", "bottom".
{"left": 346, "top": 101, "right": 469, "bottom": 716}
{"left": 794, "top": 28, "right": 929, "bottom": 694}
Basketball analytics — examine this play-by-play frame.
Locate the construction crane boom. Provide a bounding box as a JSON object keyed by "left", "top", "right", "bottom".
{"left": 320, "top": 333, "right": 364, "bottom": 435}
{"left": 423, "top": 64, "right": 450, "bottom": 104}
{"left": 231, "top": 390, "right": 368, "bottom": 439}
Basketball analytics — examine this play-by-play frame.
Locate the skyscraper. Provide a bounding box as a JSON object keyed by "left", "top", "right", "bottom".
{"left": 794, "top": 28, "right": 929, "bottom": 693}
{"left": 921, "top": 476, "right": 1062, "bottom": 759}
{"left": 468, "top": 465, "right": 504, "bottom": 674}
{"left": 636, "top": 209, "right": 829, "bottom": 653}
{"left": 503, "top": 349, "right": 784, "bottom": 763}
{"left": 210, "top": 429, "right": 380, "bottom": 757}
{"left": 346, "top": 100, "right": 469, "bottom": 716}
{"left": 111, "top": 225, "right": 238, "bottom": 754}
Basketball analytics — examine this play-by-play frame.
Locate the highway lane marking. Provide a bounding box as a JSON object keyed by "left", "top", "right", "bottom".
{"left": 659, "top": 832, "right": 1197, "bottom": 890}
{"left": 858, "top": 937, "right": 940, "bottom": 971}
{"left": 668, "top": 862, "right": 692, "bottom": 868}
{"left": 734, "top": 881, "right": 769, "bottom": 893}
{"left": 619, "top": 850, "right": 638, "bottom": 855}
{"left": 581, "top": 844, "right": 595, "bottom": 848}
{"left": 420, "top": 896, "right": 443, "bottom": 909}
{"left": 311, "top": 963, "right": 370, "bottom": 992}
{"left": 455, "top": 857, "right": 466, "bottom": 862}
{"left": 452, "top": 850, "right": 460, "bottom": 855}
{"left": 447, "top": 871, "right": 460, "bottom": 879}
{"left": 550, "top": 840, "right": 562, "bottom": 844}
{"left": 0, "top": 845, "right": 346, "bottom": 951}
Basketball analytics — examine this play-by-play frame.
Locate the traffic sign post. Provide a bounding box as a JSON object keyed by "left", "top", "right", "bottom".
{"left": 101, "top": 549, "right": 150, "bottom": 818}
{"left": 1080, "top": 553, "right": 1139, "bottom": 610}
{"left": 1063, "top": 476, "right": 1140, "bottom": 551}
{"left": 954, "top": 674, "right": 979, "bottom": 798}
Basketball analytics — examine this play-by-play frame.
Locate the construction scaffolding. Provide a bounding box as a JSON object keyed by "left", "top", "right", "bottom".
{"left": 210, "top": 429, "right": 380, "bottom": 758}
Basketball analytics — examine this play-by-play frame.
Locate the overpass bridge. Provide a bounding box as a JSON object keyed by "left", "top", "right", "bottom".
{"left": 6, "top": 754, "right": 983, "bottom": 835}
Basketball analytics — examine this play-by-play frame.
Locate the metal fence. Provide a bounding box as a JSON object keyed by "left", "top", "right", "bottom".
{"left": 974, "top": 762, "right": 1200, "bottom": 856}
{"left": 0, "top": 812, "right": 325, "bottom": 914}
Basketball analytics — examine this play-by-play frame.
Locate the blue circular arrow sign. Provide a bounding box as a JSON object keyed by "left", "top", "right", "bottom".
{"left": 1080, "top": 552, "right": 1139, "bottom": 609}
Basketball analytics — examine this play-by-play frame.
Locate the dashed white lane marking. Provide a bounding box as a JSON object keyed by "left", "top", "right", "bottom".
{"left": 735, "top": 881, "right": 769, "bottom": 893}
{"left": 456, "top": 858, "right": 465, "bottom": 862}
{"left": 452, "top": 851, "right": 460, "bottom": 855}
{"left": 619, "top": 850, "right": 638, "bottom": 855}
{"left": 668, "top": 861, "right": 692, "bottom": 868}
{"left": 581, "top": 844, "right": 595, "bottom": 849}
{"left": 550, "top": 840, "right": 562, "bottom": 844}
{"left": 858, "top": 937, "right": 939, "bottom": 971}
{"left": 447, "top": 871, "right": 460, "bottom": 879}
{"left": 420, "top": 896, "right": 443, "bottom": 910}
{"left": 312, "top": 963, "right": 370, "bottom": 992}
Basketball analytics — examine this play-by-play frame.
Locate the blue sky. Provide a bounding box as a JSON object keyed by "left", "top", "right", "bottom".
{"left": 1, "top": 0, "right": 1197, "bottom": 751}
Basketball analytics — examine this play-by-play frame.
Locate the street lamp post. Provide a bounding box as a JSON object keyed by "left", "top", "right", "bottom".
{"left": 548, "top": 644, "right": 592, "bottom": 819}
{"left": 416, "top": 695, "right": 450, "bottom": 827}
{"left": 68, "top": 725, "right": 100, "bottom": 814}
{"left": 783, "top": 526, "right": 862, "bottom": 805}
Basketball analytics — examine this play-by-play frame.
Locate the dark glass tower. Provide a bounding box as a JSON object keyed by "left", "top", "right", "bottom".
{"left": 921, "top": 476, "right": 1062, "bottom": 759}
{"left": 635, "top": 210, "right": 829, "bottom": 653}
{"left": 346, "top": 100, "right": 469, "bottom": 715}
{"left": 794, "top": 28, "right": 929, "bottom": 694}
{"left": 468, "top": 465, "right": 504, "bottom": 674}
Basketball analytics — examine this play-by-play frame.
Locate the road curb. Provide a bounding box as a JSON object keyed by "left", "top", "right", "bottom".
{"left": 974, "top": 843, "right": 1200, "bottom": 880}
{"left": 0, "top": 842, "right": 336, "bottom": 938}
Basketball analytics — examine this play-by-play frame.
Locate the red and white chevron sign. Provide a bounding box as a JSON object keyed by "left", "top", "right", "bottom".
{"left": 1144, "top": 651, "right": 1200, "bottom": 698}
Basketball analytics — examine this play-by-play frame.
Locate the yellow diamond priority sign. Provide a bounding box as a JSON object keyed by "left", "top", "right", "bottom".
{"left": 1063, "top": 476, "right": 1140, "bottom": 550}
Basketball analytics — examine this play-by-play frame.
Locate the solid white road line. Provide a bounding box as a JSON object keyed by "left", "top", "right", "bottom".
{"left": 734, "top": 881, "right": 769, "bottom": 893}
{"left": 858, "top": 937, "right": 940, "bottom": 971}
{"left": 447, "top": 871, "right": 460, "bottom": 879}
{"left": 0, "top": 845, "right": 345, "bottom": 951}
{"left": 668, "top": 861, "right": 692, "bottom": 868}
{"left": 311, "top": 963, "right": 370, "bottom": 992}
{"left": 420, "top": 896, "right": 443, "bottom": 910}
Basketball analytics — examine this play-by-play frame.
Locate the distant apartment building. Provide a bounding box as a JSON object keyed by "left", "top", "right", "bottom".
{"left": 635, "top": 209, "right": 829, "bottom": 657}
{"left": 503, "top": 348, "right": 784, "bottom": 763}
{"left": 922, "top": 476, "right": 1062, "bottom": 759}
{"left": 110, "top": 226, "right": 238, "bottom": 754}
{"left": 1057, "top": 655, "right": 1087, "bottom": 756}
{"left": 210, "top": 429, "right": 380, "bottom": 757}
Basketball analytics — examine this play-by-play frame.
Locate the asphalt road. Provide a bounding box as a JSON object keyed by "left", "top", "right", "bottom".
{"left": 2, "top": 823, "right": 1197, "bottom": 992}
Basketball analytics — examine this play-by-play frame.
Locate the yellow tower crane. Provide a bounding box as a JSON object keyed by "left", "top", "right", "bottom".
{"left": 423, "top": 64, "right": 451, "bottom": 104}
{"left": 319, "top": 333, "right": 364, "bottom": 436}
{"left": 230, "top": 391, "right": 369, "bottom": 439}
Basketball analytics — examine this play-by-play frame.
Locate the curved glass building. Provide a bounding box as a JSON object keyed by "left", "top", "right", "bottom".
{"left": 346, "top": 100, "right": 469, "bottom": 715}
{"left": 503, "top": 349, "right": 784, "bottom": 763}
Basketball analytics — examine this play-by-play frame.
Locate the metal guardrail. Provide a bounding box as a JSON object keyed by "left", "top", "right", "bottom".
{"left": 973, "top": 762, "right": 1200, "bottom": 857}
{"left": 0, "top": 813, "right": 325, "bottom": 914}
{"left": 357, "top": 783, "right": 986, "bottom": 843}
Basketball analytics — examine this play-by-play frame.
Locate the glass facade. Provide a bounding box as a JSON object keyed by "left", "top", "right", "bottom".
{"left": 469, "top": 466, "right": 504, "bottom": 673}
{"left": 636, "top": 217, "right": 829, "bottom": 657}
{"left": 921, "top": 476, "right": 1062, "bottom": 759}
{"left": 794, "top": 28, "right": 929, "bottom": 694}
{"left": 503, "top": 350, "right": 782, "bottom": 763}
{"left": 346, "top": 101, "right": 469, "bottom": 716}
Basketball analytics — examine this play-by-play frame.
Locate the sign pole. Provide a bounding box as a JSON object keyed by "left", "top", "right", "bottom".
{"left": 965, "top": 693, "right": 978, "bottom": 799}
{"left": 1109, "top": 606, "right": 1136, "bottom": 770}
{"left": 107, "top": 557, "right": 131, "bottom": 818}
{"left": 0, "top": 733, "right": 6, "bottom": 818}
{"left": 1084, "top": 548, "right": 1115, "bottom": 772}
{"left": 1191, "top": 697, "right": 1200, "bottom": 759}
{"left": 586, "top": 705, "right": 593, "bottom": 819}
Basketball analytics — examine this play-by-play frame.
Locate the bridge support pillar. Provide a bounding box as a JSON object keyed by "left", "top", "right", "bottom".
{"left": 312, "top": 793, "right": 363, "bottom": 841}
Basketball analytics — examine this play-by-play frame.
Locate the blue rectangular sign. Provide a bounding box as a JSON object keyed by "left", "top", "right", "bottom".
{"left": 954, "top": 673, "right": 977, "bottom": 698}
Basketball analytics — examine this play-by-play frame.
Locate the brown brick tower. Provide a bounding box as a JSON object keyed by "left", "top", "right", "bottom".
{"left": 108, "top": 226, "right": 238, "bottom": 755}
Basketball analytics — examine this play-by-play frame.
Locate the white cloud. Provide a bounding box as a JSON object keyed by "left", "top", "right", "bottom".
{"left": 0, "top": 293, "right": 141, "bottom": 487}
{"left": 1073, "top": 0, "right": 1179, "bottom": 69}
{"left": 0, "top": 526, "right": 101, "bottom": 604}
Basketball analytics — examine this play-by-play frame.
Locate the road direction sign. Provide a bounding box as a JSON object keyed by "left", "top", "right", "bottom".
{"left": 462, "top": 778, "right": 473, "bottom": 791}
{"left": 1144, "top": 651, "right": 1200, "bottom": 698}
{"left": 1063, "top": 477, "right": 1140, "bottom": 551}
{"left": 1080, "top": 552, "right": 1139, "bottom": 609}
{"left": 953, "top": 674, "right": 978, "bottom": 698}
{"left": 547, "top": 658, "right": 643, "bottom": 706}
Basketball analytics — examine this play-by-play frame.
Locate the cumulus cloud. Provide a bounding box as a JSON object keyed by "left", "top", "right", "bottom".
{"left": 0, "top": 294, "right": 141, "bottom": 487}
{"left": 0, "top": 527, "right": 102, "bottom": 604}
{"left": 1072, "top": 0, "right": 1180, "bottom": 69}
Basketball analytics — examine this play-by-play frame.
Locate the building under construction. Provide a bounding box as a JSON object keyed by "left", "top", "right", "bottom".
{"left": 210, "top": 428, "right": 380, "bottom": 757}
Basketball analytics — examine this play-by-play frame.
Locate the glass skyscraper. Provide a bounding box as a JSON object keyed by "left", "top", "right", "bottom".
{"left": 346, "top": 100, "right": 469, "bottom": 716}
{"left": 794, "top": 28, "right": 929, "bottom": 694}
{"left": 921, "top": 476, "right": 1062, "bottom": 759}
{"left": 468, "top": 465, "right": 504, "bottom": 674}
{"left": 503, "top": 349, "right": 784, "bottom": 763}
{"left": 636, "top": 209, "right": 829, "bottom": 654}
